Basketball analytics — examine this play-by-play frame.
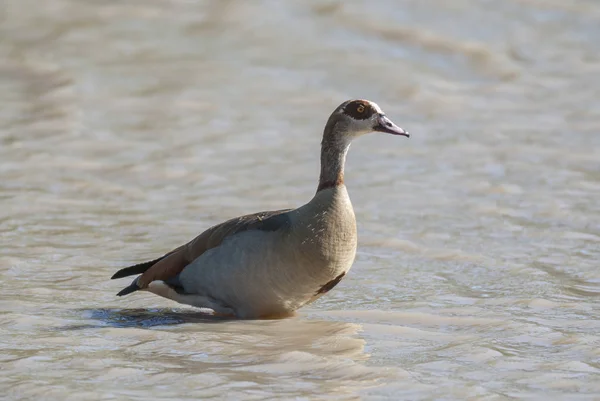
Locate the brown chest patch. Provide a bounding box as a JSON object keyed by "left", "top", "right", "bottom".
{"left": 315, "top": 272, "right": 346, "bottom": 295}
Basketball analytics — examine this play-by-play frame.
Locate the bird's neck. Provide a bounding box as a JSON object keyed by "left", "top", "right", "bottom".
{"left": 317, "top": 135, "right": 351, "bottom": 193}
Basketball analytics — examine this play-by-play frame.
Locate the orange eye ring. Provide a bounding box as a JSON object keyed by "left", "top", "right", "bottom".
{"left": 356, "top": 105, "right": 365, "bottom": 113}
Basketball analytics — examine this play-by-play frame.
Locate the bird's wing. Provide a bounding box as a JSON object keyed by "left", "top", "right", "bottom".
{"left": 114, "top": 209, "right": 292, "bottom": 294}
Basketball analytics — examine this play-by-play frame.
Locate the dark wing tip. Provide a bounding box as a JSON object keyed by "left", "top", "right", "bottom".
{"left": 111, "top": 270, "right": 128, "bottom": 280}
{"left": 111, "top": 257, "right": 165, "bottom": 280}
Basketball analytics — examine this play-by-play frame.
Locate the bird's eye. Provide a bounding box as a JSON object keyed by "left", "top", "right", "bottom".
{"left": 356, "top": 105, "right": 365, "bottom": 113}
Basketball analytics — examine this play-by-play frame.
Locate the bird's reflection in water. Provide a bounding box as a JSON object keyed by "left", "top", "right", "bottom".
{"left": 79, "top": 307, "right": 235, "bottom": 328}
{"left": 72, "top": 308, "right": 374, "bottom": 385}
{"left": 68, "top": 307, "right": 368, "bottom": 361}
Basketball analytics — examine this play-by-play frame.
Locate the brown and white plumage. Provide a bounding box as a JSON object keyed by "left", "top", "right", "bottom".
{"left": 111, "top": 99, "right": 409, "bottom": 318}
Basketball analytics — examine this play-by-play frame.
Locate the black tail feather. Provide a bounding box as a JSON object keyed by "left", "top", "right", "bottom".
{"left": 111, "top": 256, "right": 164, "bottom": 280}
{"left": 116, "top": 279, "right": 140, "bottom": 296}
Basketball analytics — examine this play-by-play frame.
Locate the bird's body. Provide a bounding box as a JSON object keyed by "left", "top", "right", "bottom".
{"left": 173, "top": 186, "right": 355, "bottom": 318}
{"left": 111, "top": 99, "right": 409, "bottom": 318}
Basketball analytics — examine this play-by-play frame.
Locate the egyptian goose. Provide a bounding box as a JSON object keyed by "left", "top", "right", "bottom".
{"left": 111, "top": 99, "right": 409, "bottom": 318}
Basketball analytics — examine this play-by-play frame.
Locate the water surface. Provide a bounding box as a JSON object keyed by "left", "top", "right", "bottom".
{"left": 1, "top": 0, "right": 600, "bottom": 399}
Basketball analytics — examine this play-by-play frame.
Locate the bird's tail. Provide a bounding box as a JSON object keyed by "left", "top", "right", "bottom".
{"left": 116, "top": 277, "right": 141, "bottom": 296}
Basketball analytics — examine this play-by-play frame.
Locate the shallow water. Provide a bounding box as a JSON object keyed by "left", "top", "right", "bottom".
{"left": 1, "top": 0, "right": 600, "bottom": 399}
